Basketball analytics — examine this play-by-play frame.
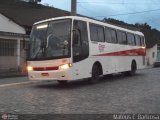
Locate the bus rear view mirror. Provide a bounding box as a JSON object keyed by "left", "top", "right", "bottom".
{"left": 23, "top": 39, "right": 29, "bottom": 51}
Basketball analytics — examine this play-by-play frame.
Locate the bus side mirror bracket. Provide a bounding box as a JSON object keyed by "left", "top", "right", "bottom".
{"left": 23, "top": 39, "right": 29, "bottom": 51}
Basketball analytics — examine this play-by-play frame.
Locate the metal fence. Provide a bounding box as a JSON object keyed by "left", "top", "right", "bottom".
{"left": 0, "top": 38, "right": 27, "bottom": 73}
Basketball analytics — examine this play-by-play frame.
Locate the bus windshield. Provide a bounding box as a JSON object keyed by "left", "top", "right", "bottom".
{"left": 28, "top": 19, "right": 71, "bottom": 60}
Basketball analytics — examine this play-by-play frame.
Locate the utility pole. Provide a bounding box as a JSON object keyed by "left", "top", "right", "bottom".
{"left": 71, "top": 0, "right": 77, "bottom": 16}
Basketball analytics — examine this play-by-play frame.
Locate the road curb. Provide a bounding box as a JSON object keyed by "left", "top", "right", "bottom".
{"left": 0, "top": 75, "right": 27, "bottom": 79}
{"left": 0, "top": 81, "right": 40, "bottom": 88}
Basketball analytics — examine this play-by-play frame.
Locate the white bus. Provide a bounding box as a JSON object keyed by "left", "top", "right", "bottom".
{"left": 27, "top": 16, "right": 146, "bottom": 84}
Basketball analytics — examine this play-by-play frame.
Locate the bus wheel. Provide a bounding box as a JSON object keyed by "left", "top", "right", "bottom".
{"left": 57, "top": 80, "right": 67, "bottom": 84}
{"left": 88, "top": 64, "right": 101, "bottom": 83}
{"left": 128, "top": 61, "right": 137, "bottom": 76}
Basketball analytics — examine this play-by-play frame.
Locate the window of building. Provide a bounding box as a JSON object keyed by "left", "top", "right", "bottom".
{"left": 0, "top": 39, "right": 17, "bottom": 56}
{"left": 90, "top": 23, "right": 105, "bottom": 42}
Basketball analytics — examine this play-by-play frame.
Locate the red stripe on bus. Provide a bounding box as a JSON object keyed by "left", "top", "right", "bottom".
{"left": 33, "top": 66, "right": 59, "bottom": 71}
{"left": 94, "top": 48, "right": 146, "bottom": 56}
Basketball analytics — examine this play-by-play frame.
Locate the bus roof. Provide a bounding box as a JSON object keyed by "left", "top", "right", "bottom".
{"left": 34, "top": 16, "right": 144, "bottom": 36}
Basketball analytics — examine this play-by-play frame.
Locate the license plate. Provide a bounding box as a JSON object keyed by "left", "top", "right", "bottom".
{"left": 41, "top": 73, "right": 49, "bottom": 76}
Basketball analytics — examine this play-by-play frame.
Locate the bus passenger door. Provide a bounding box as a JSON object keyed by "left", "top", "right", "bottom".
{"left": 72, "top": 20, "right": 90, "bottom": 80}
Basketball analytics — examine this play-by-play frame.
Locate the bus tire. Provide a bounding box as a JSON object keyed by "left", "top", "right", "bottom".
{"left": 88, "top": 64, "right": 101, "bottom": 84}
{"left": 128, "top": 61, "right": 137, "bottom": 76}
{"left": 57, "top": 80, "right": 67, "bottom": 84}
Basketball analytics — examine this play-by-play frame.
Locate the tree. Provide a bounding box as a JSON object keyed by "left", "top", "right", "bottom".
{"left": 103, "top": 18, "right": 160, "bottom": 48}
{"left": 29, "top": 0, "right": 41, "bottom": 3}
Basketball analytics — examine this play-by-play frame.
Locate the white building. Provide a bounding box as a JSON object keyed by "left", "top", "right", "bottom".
{"left": 0, "top": 13, "right": 29, "bottom": 72}
{"left": 146, "top": 44, "right": 157, "bottom": 66}
{"left": 0, "top": 0, "right": 70, "bottom": 73}
{"left": 157, "top": 44, "right": 160, "bottom": 61}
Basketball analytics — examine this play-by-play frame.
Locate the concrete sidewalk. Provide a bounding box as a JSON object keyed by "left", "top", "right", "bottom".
{"left": 0, "top": 71, "right": 27, "bottom": 79}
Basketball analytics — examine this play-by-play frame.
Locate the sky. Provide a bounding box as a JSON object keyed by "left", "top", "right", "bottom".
{"left": 41, "top": 0, "right": 160, "bottom": 30}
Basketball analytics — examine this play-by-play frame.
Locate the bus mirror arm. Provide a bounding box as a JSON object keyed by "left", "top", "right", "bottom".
{"left": 46, "top": 34, "right": 52, "bottom": 48}
{"left": 72, "top": 29, "right": 78, "bottom": 32}
{"left": 23, "top": 40, "right": 29, "bottom": 51}
{"left": 22, "top": 35, "right": 29, "bottom": 51}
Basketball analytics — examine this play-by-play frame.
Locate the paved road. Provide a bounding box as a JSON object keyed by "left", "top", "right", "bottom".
{"left": 0, "top": 68, "right": 160, "bottom": 114}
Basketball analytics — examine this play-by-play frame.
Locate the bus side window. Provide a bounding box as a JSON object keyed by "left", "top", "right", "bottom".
{"left": 111, "top": 29, "right": 117, "bottom": 43}
{"left": 97, "top": 26, "right": 105, "bottom": 42}
{"left": 105, "top": 27, "right": 112, "bottom": 43}
{"left": 90, "top": 24, "right": 98, "bottom": 42}
{"left": 135, "top": 35, "right": 141, "bottom": 46}
{"left": 89, "top": 24, "right": 105, "bottom": 42}
{"left": 122, "top": 32, "right": 127, "bottom": 44}
{"left": 127, "top": 33, "right": 136, "bottom": 46}
{"left": 117, "top": 31, "right": 127, "bottom": 45}
{"left": 73, "top": 20, "right": 89, "bottom": 63}
{"left": 141, "top": 36, "right": 145, "bottom": 47}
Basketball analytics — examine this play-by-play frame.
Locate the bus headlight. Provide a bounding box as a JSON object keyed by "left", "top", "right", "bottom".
{"left": 59, "top": 63, "right": 72, "bottom": 70}
{"left": 27, "top": 66, "right": 33, "bottom": 71}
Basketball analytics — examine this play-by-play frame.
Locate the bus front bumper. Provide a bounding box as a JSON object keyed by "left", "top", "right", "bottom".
{"left": 28, "top": 69, "right": 72, "bottom": 81}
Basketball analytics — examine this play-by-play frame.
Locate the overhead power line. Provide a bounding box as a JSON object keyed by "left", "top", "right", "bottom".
{"left": 77, "top": 1, "right": 160, "bottom": 5}
{"left": 94, "top": 8, "right": 160, "bottom": 18}
{"left": 78, "top": 4, "right": 95, "bottom": 14}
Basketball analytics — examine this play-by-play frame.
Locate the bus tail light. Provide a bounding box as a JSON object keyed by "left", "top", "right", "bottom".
{"left": 59, "top": 63, "right": 72, "bottom": 70}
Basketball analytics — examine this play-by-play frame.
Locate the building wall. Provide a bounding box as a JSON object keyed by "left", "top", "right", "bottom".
{"left": 0, "top": 35, "right": 28, "bottom": 72}
{"left": 0, "top": 56, "right": 17, "bottom": 71}
{"left": 157, "top": 45, "right": 160, "bottom": 61}
{"left": 0, "top": 13, "right": 27, "bottom": 73}
{"left": 0, "top": 13, "right": 25, "bottom": 34}
{"left": 146, "top": 44, "right": 157, "bottom": 65}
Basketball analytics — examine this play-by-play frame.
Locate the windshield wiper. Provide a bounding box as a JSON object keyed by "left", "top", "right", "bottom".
{"left": 32, "top": 43, "right": 46, "bottom": 59}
